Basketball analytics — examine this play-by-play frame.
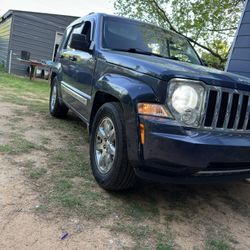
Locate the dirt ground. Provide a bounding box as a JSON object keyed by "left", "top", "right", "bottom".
{"left": 0, "top": 102, "right": 134, "bottom": 250}
{"left": 0, "top": 76, "right": 250, "bottom": 250}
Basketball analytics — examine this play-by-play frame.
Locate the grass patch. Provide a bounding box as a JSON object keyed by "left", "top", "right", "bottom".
{"left": 35, "top": 204, "right": 49, "bottom": 214}
{"left": 126, "top": 201, "right": 159, "bottom": 221}
{"left": 0, "top": 68, "right": 49, "bottom": 115}
{"left": 0, "top": 134, "right": 43, "bottom": 154}
{"left": 57, "top": 194, "right": 82, "bottom": 208}
{"left": 0, "top": 68, "right": 49, "bottom": 97}
{"left": 204, "top": 228, "right": 236, "bottom": 250}
{"left": 29, "top": 167, "right": 47, "bottom": 179}
{"left": 1, "top": 95, "right": 49, "bottom": 114}
{"left": 205, "top": 239, "right": 231, "bottom": 250}
{"left": 112, "top": 222, "right": 174, "bottom": 250}
{"left": 156, "top": 241, "right": 174, "bottom": 250}
{"left": 51, "top": 147, "right": 90, "bottom": 178}
{"left": 8, "top": 116, "right": 24, "bottom": 123}
{"left": 41, "top": 136, "right": 51, "bottom": 145}
{"left": 55, "top": 179, "right": 73, "bottom": 192}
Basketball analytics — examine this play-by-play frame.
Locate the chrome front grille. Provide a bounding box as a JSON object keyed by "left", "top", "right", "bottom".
{"left": 202, "top": 86, "right": 250, "bottom": 132}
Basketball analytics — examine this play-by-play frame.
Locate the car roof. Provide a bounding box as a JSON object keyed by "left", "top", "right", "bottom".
{"left": 68, "top": 12, "right": 184, "bottom": 40}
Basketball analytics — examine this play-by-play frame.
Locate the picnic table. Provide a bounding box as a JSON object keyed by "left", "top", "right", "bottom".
{"left": 18, "top": 58, "right": 51, "bottom": 80}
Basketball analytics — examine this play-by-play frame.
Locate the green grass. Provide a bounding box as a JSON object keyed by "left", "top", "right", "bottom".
{"left": 126, "top": 201, "right": 159, "bottom": 221}
{"left": 40, "top": 137, "right": 51, "bottom": 145}
{"left": 0, "top": 67, "right": 49, "bottom": 97}
{"left": 156, "top": 242, "right": 174, "bottom": 250}
{"left": 51, "top": 147, "right": 90, "bottom": 178}
{"left": 29, "top": 167, "right": 47, "bottom": 179}
{"left": 56, "top": 193, "right": 82, "bottom": 208}
{"left": 35, "top": 204, "right": 49, "bottom": 214}
{"left": 204, "top": 228, "right": 236, "bottom": 250}
{"left": 0, "top": 65, "right": 244, "bottom": 250}
{"left": 112, "top": 222, "right": 174, "bottom": 250}
{"left": 205, "top": 239, "right": 231, "bottom": 250}
{"left": 0, "top": 134, "right": 43, "bottom": 154}
{"left": 55, "top": 179, "right": 73, "bottom": 192}
{"left": 0, "top": 67, "right": 50, "bottom": 115}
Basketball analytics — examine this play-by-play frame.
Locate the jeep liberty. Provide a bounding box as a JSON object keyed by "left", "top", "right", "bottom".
{"left": 49, "top": 13, "right": 250, "bottom": 190}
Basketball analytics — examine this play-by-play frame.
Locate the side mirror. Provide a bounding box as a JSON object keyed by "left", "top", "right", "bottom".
{"left": 70, "top": 34, "right": 90, "bottom": 52}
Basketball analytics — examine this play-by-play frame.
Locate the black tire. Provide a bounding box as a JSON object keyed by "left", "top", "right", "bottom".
{"left": 90, "top": 102, "right": 136, "bottom": 191}
{"left": 49, "top": 77, "right": 68, "bottom": 118}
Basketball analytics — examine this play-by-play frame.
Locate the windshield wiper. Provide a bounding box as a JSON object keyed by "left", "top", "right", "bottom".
{"left": 110, "top": 48, "right": 166, "bottom": 58}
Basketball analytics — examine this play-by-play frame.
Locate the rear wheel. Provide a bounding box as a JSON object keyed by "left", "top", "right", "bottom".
{"left": 90, "top": 102, "right": 136, "bottom": 191}
{"left": 49, "top": 77, "right": 68, "bottom": 118}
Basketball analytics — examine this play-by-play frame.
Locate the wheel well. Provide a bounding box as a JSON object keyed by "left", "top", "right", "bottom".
{"left": 89, "top": 92, "right": 120, "bottom": 133}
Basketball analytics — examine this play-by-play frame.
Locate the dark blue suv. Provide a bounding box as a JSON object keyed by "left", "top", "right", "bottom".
{"left": 49, "top": 13, "right": 250, "bottom": 190}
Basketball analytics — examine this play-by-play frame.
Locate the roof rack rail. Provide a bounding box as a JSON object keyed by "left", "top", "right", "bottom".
{"left": 87, "top": 12, "right": 95, "bottom": 15}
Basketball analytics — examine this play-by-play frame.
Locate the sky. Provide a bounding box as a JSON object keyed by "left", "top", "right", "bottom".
{"left": 0, "top": 0, "right": 115, "bottom": 17}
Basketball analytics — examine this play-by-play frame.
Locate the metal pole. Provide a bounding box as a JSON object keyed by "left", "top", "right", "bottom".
{"left": 8, "top": 50, "right": 12, "bottom": 74}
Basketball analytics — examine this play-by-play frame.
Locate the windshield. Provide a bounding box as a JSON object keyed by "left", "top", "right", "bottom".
{"left": 102, "top": 17, "right": 201, "bottom": 65}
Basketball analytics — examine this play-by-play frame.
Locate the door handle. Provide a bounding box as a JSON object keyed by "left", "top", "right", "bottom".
{"left": 69, "top": 56, "right": 77, "bottom": 62}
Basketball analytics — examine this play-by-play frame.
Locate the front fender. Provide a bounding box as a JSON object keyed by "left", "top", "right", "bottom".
{"left": 93, "top": 73, "right": 158, "bottom": 167}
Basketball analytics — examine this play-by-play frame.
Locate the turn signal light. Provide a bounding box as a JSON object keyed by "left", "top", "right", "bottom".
{"left": 137, "top": 103, "right": 171, "bottom": 118}
{"left": 139, "top": 123, "right": 145, "bottom": 144}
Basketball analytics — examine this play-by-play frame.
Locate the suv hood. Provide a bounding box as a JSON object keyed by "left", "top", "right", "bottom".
{"left": 101, "top": 50, "right": 250, "bottom": 91}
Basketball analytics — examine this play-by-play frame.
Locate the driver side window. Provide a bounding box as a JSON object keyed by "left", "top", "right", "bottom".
{"left": 82, "top": 21, "right": 92, "bottom": 43}
{"left": 65, "top": 24, "right": 83, "bottom": 50}
{"left": 64, "top": 21, "right": 92, "bottom": 51}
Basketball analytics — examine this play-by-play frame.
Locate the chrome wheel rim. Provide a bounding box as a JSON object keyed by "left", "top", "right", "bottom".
{"left": 50, "top": 84, "right": 57, "bottom": 110}
{"left": 94, "top": 117, "right": 116, "bottom": 174}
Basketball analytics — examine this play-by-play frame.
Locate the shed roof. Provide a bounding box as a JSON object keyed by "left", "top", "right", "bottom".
{"left": 0, "top": 9, "right": 78, "bottom": 23}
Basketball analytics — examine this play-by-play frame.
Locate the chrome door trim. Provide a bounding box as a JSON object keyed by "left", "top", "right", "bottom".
{"left": 61, "top": 81, "right": 91, "bottom": 106}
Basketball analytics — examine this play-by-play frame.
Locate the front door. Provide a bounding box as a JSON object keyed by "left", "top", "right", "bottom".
{"left": 59, "top": 21, "right": 95, "bottom": 120}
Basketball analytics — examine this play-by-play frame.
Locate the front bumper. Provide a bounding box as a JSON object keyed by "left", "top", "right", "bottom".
{"left": 137, "top": 115, "right": 250, "bottom": 183}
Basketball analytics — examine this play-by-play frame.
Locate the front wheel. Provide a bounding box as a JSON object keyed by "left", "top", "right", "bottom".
{"left": 90, "top": 102, "right": 136, "bottom": 191}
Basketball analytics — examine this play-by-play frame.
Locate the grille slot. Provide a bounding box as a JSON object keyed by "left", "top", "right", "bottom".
{"left": 203, "top": 87, "right": 250, "bottom": 132}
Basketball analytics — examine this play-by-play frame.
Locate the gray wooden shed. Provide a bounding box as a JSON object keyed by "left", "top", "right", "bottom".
{"left": 226, "top": 0, "right": 250, "bottom": 77}
{"left": 0, "top": 10, "right": 78, "bottom": 75}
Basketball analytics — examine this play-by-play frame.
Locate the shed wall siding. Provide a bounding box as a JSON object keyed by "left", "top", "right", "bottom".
{"left": 0, "top": 17, "right": 12, "bottom": 69}
{"left": 9, "top": 12, "right": 77, "bottom": 75}
{"left": 226, "top": 0, "right": 250, "bottom": 77}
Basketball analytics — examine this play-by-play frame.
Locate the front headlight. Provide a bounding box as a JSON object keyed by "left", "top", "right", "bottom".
{"left": 167, "top": 78, "right": 206, "bottom": 127}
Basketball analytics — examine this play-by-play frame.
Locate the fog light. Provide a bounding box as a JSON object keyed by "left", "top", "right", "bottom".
{"left": 181, "top": 110, "right": 198, "bottom": 125}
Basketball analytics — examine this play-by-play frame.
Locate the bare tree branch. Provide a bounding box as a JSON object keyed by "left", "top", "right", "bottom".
{"left": 207, "top": 27, "right": 237, "bottom": 32}
{"left": 150, "top": 0, "right": 228, "bottom": 62}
